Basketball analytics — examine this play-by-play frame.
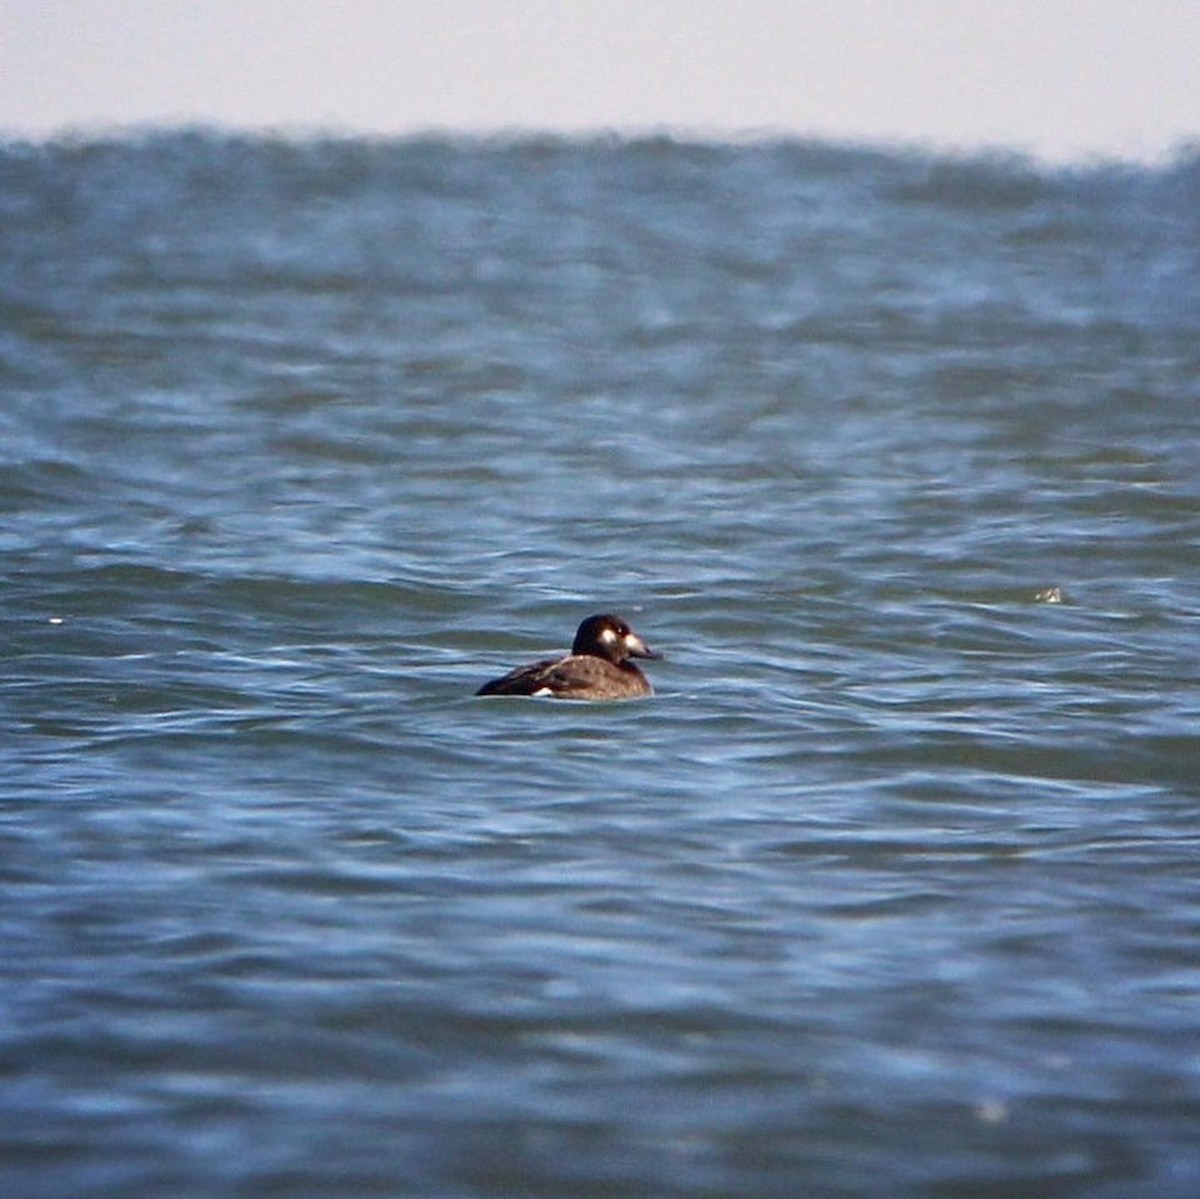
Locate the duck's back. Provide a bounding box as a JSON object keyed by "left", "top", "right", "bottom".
{"left": 476, "top": 653, "right": 652, "bottom": 700}
{"left": 475, "top": 657, "right": 563, "bottom": 697}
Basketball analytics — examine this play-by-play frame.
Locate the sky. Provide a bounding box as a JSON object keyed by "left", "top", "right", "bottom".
{"left": 2, "top": 1, "right": 1198, "bottom": 162}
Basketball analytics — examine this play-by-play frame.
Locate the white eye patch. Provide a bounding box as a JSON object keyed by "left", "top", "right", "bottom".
{"left": 600, "top": 627, "right": 618, "bottom": 643}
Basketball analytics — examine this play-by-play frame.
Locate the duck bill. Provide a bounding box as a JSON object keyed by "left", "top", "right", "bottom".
{"left": 625, "top": 634, "right": 661, "bottom": 660}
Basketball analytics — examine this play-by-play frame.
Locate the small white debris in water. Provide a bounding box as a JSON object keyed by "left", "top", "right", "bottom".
{"left": 48, "top": 616, "right": 64, "bottom": 624}
{"left": 975, "top": 1100, "right": 1009, "bottom": 1124}
{"left": 1034, "top": 587, "right": 1065, "bottom": 604}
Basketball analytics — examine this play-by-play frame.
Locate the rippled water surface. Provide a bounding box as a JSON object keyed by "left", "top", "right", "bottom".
{"left": 3, "top": 133, "right": 1200, "bottom": 1197}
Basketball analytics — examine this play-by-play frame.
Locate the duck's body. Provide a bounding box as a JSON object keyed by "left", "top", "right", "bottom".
{"left": 475, "top": 614, "right": 660, "bottom": 701}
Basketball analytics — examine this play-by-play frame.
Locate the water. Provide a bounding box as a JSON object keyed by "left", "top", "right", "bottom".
{"left": 3, "top": 131, "right": 1200, "bottom": 1198}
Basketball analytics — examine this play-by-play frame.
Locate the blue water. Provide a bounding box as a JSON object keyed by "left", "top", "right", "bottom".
{"left": 3, "top": 132, "right": 1200, "bottom": 1198}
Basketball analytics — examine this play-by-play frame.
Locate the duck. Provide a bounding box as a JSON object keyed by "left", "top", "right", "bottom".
{"left": 475, "top": 614, "right": 660, "bottom": 700}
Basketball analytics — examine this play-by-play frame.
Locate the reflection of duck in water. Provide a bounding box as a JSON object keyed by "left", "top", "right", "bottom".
{"left": 476, "top": 614, "right": 661, "bottom": 700}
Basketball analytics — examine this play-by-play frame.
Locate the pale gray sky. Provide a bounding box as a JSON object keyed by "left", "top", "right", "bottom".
{"left": 2, "top": 1, "right": 1198, "bottom": 161}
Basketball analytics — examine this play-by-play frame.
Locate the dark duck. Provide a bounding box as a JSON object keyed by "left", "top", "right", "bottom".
{"left": 476, "top": 614, "right": 661, "bottom": 700}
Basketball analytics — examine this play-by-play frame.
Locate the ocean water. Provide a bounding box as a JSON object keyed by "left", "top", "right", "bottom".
{"left": 2, "top": 131, "right": 1199, "bottom": 1198}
